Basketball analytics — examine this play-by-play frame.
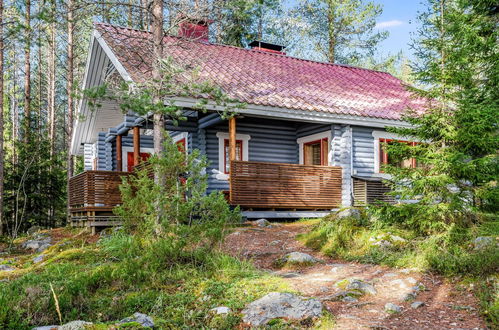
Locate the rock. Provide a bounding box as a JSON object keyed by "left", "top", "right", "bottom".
{"left": 373, "top": 240, "right": 392, "bottom": 247}
{"left": 255, "top": 218, "right": 271, "bottom": 227}
{"left": 22, "top": 237, "right": 52, "bottom": 251}
{"left": 320, "top": 290, "right": 362, "bottom": 302}
{"left": 411, "top": 301, "right": 425, "bottom": 309}
{"left": 32, "top": 326, "right": 58, "bottom": 330}
{"left": 59, "top": 320, "right": 93, "bottom": 330}
{"left": 390, "top": 235, "right": 406, "bottom": 243}
{"left": 210, "top": 306, "right": 231, "bottom": 315}
{"left": 336, "top": 208, "right": 361, "bottom": 219}
{"left": 269, "top": 240, "right": 282, "bottom": 246}
{"left": 37, "top": 244, "right": 51, "bottom": 253}
{"left": 346, "top": 279, "right": 377, "bottom": 295}
{"left": 242, "top": 292, "right": 322, "bottom": 326}
{"left": 474, "top": 236, "right": 496, "bottom": 249}
{"left": 385, "top": 303, "right": 402, "bottom": 313}
{"left": 27, "top": 226, "right": 43, "bottom": 235}
{"left": 0, "top": 264, "right": 15, "bottom": 272}
{"left": 281, "top": 252, "right": 318, "bottom": 264}
{"left": 33, "top": 255, "right": 45, "bottom": 264}
{"left": 119, "top": 312, "right": 154, "bottom": 328}
{"left": 342, "top": 296, "right": 359, "bottom": 303}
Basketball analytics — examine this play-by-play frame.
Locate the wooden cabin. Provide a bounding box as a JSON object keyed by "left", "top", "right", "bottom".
{"left": 69, "top": 22, "right": 424, "bottom": 231}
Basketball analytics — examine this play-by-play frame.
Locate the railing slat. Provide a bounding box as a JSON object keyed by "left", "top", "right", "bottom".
{"left": 230, "top": 161, "right": 342, "bottom": 209}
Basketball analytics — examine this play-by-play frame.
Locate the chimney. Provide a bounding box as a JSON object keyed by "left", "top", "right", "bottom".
{"left": 249, "top": 40, "right": 286, "bottom": 55}
{"left": 178, "top": 18, "right": 210, "bottom": 42}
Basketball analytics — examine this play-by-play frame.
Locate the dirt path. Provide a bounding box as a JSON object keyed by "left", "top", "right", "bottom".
{"left": 223, "top": 222, "right": 486, "bottom": 329}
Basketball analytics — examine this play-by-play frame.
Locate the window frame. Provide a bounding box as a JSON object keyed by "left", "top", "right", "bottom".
{"left": 297, "top": 130, "right": 331, "bottom": 166}
{"left": 223, "top": 139, "right": 243, "bottom": 174}
{"left": 216, "top": 132, "right": 251, "bottom": 180}
{"left": 373, "top": 131, "right": 420, "bottom": 173}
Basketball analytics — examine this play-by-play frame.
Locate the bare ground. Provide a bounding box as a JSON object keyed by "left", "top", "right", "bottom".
{"left": 223, "top": 222, "right": 487, "bottom": 329}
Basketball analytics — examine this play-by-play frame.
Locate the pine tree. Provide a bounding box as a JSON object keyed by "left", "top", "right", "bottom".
{"left": 292, "top": 0, "right": 388, "bottom": 64}
{"left": 380, "top": 0, "right": 499, "bottom": 231}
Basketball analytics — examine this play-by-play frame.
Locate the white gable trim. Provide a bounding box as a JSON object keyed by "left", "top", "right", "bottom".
{"left": 94, "top": 30, "right": 133, "bottom": 82}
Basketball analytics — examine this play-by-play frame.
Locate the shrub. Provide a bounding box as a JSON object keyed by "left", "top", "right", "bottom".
{"left": 114, "top": 135, "right": 241, "bottom": 251}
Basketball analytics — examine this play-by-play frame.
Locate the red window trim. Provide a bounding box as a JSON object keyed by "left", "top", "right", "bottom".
{"left": 304, "top": 138, "right": 328, "bottom": 166}
{"left": 223, "top": 139, "right": 243, "bottom": 174}
{"left": 379, "top": 138, "right": 418, "bottom": 172}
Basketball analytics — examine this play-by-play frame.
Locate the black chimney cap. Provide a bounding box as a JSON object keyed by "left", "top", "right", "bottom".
{"left": 249, "top": 40, "right": 286, "bottom": 52}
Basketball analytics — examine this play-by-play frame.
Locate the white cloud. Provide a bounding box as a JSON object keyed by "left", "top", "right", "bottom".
{"left": 375, "top": 20, "right": 404, "bottom": 29}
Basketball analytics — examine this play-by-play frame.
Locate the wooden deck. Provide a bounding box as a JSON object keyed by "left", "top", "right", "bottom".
{"left": 68, "top": 170, "right": 131, "bottom": 231}
{"left": 230, "top": 161, "right": 342, "bottom": 209}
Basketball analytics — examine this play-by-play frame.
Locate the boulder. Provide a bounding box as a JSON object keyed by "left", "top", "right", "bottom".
{"left": 342, "top": 296, "right": 359, "bottom": 303}
{"left": 22, "top": 237, "right": 52, "bottom": 252}
{"left": 0, "top": 264, "right": 15, "bottom": 272}
{"left": 210, "top": 306, "right": 231, "bottom": 315}
{"left": 411, "top": 301, "right": 424, "bottom": 309}
{"left": 474, "top": 236, "right": 496, "bottom": 250}
{"left": 119, "top": 312, "right": 154, "bottom": 328}
{"left": 242, "top": 292, "right": 322, "bottom": 326}
{"left": 281, "top": 252, "right": 318, "bottom": 264}
{"left": 32, "top": 326, "right": 58, "bottom": 330}
{"left": 336, "top": 208, "right": 361, "bottom": 219}
{"left": 27, "top": 226, "right": 43, "bottom": 235}
{"left": 33, "top": 255, "right": 45, "bottom": 264}
{"left": 59, "top": 320, "right": 93, "bottom": 330}
{"left": 255, "top": 218, "right": 271, "bottom": 227}
{"left": 345, "top": 279, "right": 377, "bottom": 295}
{"left": 385, "top": 303, "right": 402, "bottom": 313}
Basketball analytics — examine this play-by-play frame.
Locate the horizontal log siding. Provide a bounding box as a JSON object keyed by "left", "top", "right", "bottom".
{"left": 205, "top": 118, "right": 299, "bottom": 192}
{"left": 352, "top": 126, "right": 376, "bottom": 176}
{"left": 111, "top": 135, "right": 153, "bottom": 171}
{"left": 230, "top": 161, "right": 342, "bottom": 209}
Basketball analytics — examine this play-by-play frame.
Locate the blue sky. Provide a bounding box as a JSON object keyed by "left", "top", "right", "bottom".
{"left": 374, "top": 0, "right": 426, "bottom": 59}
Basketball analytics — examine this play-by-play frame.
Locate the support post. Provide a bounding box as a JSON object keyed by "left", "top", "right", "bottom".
{"left": 133, "top": 126, "right": 140, "bottom": 168}
{"left": 228, "top": 116, "right": 236, "bottom": 202}
{"left": 116, "top": 135, "right": 122, "bottom": 171}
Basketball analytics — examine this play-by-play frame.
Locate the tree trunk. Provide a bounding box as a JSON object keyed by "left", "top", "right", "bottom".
{"left": 24, "top": 0, "right": 31, "bottom": 142}
{"left": 152, "top": 0, "right": 164, "bottom": 157}
{"left": 0, "top": 0, "right": 4, "bottom": 236}
{"left": 66, "top": 0, "right": 74, "bottom": 222}
{"left": 152, "top": 0, "right": 164, "bottom": 232}
{"left": 327, "top": 2, "right": 336, "bottom": 63}
{"left": 48, "top": 0, "right": 56, "bottom": 158}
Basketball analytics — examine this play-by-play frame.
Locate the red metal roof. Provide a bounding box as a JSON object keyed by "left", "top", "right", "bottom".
{"left": 96, "top": 23, "right": 426, "bottom": 121}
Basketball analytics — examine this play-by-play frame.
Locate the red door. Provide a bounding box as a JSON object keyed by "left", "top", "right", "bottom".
{"left": 127, "top": 152, "right": 151, "bottom": 172}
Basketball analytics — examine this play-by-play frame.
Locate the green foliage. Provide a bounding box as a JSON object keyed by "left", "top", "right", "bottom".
{"left": 115, "top": 134, "right": 241, "bottom": 248}
{"left": 0, "top": 233, "right": 290, "bottom": 329}
{"left": 292, "top": 0, "right": 388, "bottom": 63}
{"left": 2, "top": 134, "right": 66, "bottom": 237}
{"left": 302, "top": 210, "right": 498, "bottom": 277}
{"left": 378, "top": 0, "right": 499, "bottom": 228}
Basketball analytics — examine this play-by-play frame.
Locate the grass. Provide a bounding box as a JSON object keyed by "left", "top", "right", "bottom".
{"left": 0, "top": 230, "right": 308, "bottom": 329}
{"left": 300, "top": 211, "right": 499, "bottom": 326}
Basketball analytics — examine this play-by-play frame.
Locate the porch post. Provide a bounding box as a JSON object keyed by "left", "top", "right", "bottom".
{"left": 229, "top": 116, "right": 236, "bottom": 168}
{"left": 133, "top": 126, "right": 140, "bottom": 167}
{"left": 229, "top": 117, "right": 236, "bottom": 202}
{"left": 116, "top": 135, "right": 122, "bottom": 171}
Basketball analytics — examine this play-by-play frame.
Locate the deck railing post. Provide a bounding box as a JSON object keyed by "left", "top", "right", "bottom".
{"left": 116, "top": 135, "right": 122, "bottom": 172}
{"left": 133, "top": 126, "right": 140, "bottom": 168}
{"left": 229, "top": 116, "right": 236, "bottom": 202}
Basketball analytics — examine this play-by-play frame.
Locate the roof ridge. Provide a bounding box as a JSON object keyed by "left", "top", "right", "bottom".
{"left": 94, "top": 22, "right": 396, "bottom": 78}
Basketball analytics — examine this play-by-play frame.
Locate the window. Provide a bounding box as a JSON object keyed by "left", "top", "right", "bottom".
{"left": 378, "top": 139, "right": 418, "bottom": 172}
{"left": 127, "top": 152, "right": 151, "bottom": 172}
{"left": 304, "top": 138, "right": 329, "bottom": 165}
{"left": 297, "top": 130, "right": 331, "bottom": 166}
{"left": 223, "top": 139, "right": 243, "bottom": 173}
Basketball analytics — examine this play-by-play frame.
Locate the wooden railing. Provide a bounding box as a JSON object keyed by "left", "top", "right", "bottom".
{"left": 230, "top": 161, "right": 342, "bottom": 209}
{"left": 68, "top": 171, "right": 132, "bottom": 211}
